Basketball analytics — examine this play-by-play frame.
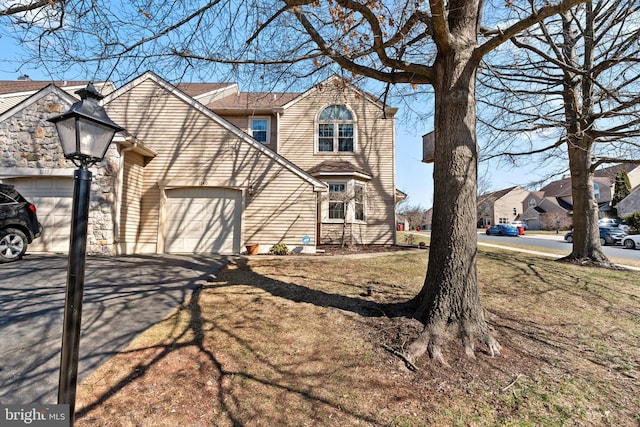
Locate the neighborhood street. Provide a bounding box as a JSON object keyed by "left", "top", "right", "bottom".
{"left": 0, "top": 253, "right": 229, "bottom": 405}
{"left": 478, "top": 232, "right": 640, "bottom": 262}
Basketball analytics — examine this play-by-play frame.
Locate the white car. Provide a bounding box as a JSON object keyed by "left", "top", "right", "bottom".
{"left": 598, "top": 218, "right": 618, "bottom": 227}
{"left": 622, "top": 234, "right": 640, "bottom": 249}
{"left": 510, "top": 220, "right": 528, "bottom": 230}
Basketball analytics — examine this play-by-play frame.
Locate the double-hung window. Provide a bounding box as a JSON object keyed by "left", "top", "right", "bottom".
{"left": 324, "top": 181, "right": 366, "bottom": 223}
{"left": 250, "top": 117, "right": 269, "bottom": 144}
{"left": 328, "top": 183, "right": 346, "bottom": 219}
{"left": 317, "top": 105, "right": 355, "bottom": 153}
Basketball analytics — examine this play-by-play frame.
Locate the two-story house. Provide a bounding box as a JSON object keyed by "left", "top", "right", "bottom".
{"left": 0, "top": 72, "right": 398, "bottom": 255}
{"left": 477, "top": 186, "right": 529, "bottom": 228}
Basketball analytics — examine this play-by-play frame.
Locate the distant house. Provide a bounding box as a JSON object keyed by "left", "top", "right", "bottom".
{"left": 615, "top": 164, "right": 640, "bottom": 217}
{"left": 617, "top": 187, "right": 640, "bottom": 217}
{"left": 521, "top": 164, "right": 640, "bottom": 229}
{"left": 477, "top": 186, "right": 529, "bottom": 228}
{"left": 0, "top": 72, "right": 400, "bottom": 255}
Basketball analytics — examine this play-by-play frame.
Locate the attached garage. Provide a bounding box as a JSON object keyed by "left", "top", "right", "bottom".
{"left": 4, "top": 177, "right": 73, "bottom": 253}
{"left": 164, "top": 187, "right": 241, "bottom": 254}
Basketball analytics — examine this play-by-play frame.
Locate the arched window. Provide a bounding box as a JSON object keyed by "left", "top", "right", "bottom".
{"left": 594, "top": 183, "right": 600, "bottom": 199}
{"left": 317, "top": 105, "right": 355, "bottom": 152}
{"left": 528, "top": 198, "right": 537, "bottom": 207}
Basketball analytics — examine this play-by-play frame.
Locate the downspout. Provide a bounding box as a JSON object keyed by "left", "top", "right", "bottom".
{"left": 114, "top": 141, "right": 137, "bottom": 254}
{"left": 275, "top": 111, "right": 281, "bottom": 153}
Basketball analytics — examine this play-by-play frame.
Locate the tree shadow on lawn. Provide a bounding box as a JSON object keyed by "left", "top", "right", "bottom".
{"left": 75, "top": 258, "right": 418, "bottom": 426}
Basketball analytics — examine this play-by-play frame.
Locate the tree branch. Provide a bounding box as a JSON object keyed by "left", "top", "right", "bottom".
{"left": 476, "top": 0, "right": 587, "bottom": 58}
{"left": 0, "top": 0, "right": 61, "bottom": 16}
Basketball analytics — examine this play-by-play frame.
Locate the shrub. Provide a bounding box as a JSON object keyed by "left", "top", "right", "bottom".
{"left": 622, "top": 212, "right": 640, "bottom": 233}
{"left": 269, "top": 243, "right": 291, "bottom": 255}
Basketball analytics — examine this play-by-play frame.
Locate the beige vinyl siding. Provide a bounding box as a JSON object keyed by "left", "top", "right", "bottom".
{"left": 118, "top": 152, "right": 145, "bottom": 253}
{"left": 105, "top": 79, "right": 318, "bottom": 253}
{"left": 243, "top": 175, "right": 317, "bottom": 245}
{"left": 278, "top": 86, "right": 396, "bottom": 244}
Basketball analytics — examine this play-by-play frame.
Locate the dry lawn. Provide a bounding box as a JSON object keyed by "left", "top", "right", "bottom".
{"left": 75, "top": 248, "right": 639, "bottom": 426}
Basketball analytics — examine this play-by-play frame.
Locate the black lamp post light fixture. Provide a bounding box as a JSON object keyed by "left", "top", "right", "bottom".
{"left": 48, "top": 82, "right": 123, "bottom": 425}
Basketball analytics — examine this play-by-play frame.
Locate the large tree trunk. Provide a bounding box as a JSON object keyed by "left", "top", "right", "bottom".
{"left": 561, "top": 134, "right": 610, "bottom": 264}
{"left": 407, "top": 34, "right": 500, "bottom": 364}
{"left": 555, "top": 8, "right": 610, "bottom": 266}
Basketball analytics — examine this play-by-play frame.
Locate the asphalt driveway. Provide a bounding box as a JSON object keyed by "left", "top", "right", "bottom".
{"left": 0, "top": 253, "right": 230, "bottom": 404}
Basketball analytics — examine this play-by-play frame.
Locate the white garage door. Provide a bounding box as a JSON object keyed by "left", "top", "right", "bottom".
{"left": 165, "top": 187, "right": 241, "bottom": 254}
{"left": 5, "top": 177, "right": 73, "bottom": 253}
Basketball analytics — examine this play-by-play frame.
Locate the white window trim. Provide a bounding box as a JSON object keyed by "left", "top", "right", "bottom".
{"left": 321, "top": 179, "right": 367, "bottom": 224}
{"left": 315, "top": 105, "right": 358, "bottom": 154}
{"left": 249, "top": 116, "right": 271, "bottom": 144}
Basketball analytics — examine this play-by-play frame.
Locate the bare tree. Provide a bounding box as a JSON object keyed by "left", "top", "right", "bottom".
{"left": 478, "top": 0, "right": 640, "bottom": 267}
{"left": 1, "top": 0, "right": 586, "bottom": 364}
{"left": 397, "top": 200, "right": 426, "bottom": 231}
{"left": 540, "top": 212, "right": 572, "bottom": 233}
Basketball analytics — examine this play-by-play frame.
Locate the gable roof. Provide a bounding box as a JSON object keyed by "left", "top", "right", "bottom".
{"left": 0, "top": 84, "right": 77, "bottom": 123}
{"left": 208, "top": 92, "right": 299, "bottom": 113}
{"left": 0, "top": 79, "right": 90, "bottom": 95}
{"left": 478, "top": 186, "right": 519, "bottom": 204}
{"left": 205, "top": 75, "right": 397, "bottom": 116}
{"left": 594, "top": 163, "right": 638, "bottom": 180}
{"left": 281, "top": 75, "right": 398, "bottom": 116}
{"left": 175, "top": 82, "right": 239, "bottom": 106}
{"left": 540, "top": 176, "right": 612, "bottom": 198}
{"left": 103, "top": 71, "right": 327, "bottom": 192}
{"left": 175, "top": 82, "right": 234, "bottom": 97}
{"left": 0, "top": 80, "right": 115, "bottom": 114}
{"left": 0, "top": 83, "right": 156, "bottom": 159}
{"left": 539, "top": 178, "right": 572, "bottom": 197}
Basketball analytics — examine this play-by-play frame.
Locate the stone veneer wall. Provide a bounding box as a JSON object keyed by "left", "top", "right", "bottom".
{"left": 0, "top": 91, "right": 120, "bottom": 255}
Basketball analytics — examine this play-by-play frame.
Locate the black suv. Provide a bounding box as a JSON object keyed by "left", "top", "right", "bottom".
{"left": 0, "top": 184, "right": 42, "bottom": 262}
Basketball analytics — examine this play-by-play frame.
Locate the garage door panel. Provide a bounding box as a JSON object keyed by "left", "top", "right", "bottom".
{"left": 165, "top": 188, "right": 241, "bottom": 254}
{"left": 4, "top": 177, "right": 73, "bottom": 253}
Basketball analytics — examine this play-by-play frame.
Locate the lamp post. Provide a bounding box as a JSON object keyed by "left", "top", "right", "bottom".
{"left": 48, "top": 82, "right": 123, "bottom": 425}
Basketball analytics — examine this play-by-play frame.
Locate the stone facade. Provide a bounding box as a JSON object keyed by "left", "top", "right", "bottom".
{"left": 0, "top": 93, "right": 69, "bottom": 169}
{"left": 0, "top": 91, "right": 120, "bottom": 255}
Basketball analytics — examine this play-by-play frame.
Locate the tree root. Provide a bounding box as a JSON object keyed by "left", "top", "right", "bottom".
{"left": 557, "top": 254, "right": 626, "bottom": 270}
{"left": 382, "top": 344, "right": 419, "bottom": 371}
{"left": 404, "top": 322, "right": 501, "bottom": 367}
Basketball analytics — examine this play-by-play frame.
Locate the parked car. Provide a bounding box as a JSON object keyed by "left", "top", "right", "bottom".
{"left": 486, "top": 224, "right": 519, "bottom": 236}
{"left": 622, "top": 234, "right": 640, "bottom": 249}
{"left": 0, "top": 184, "right": 42, "bottom": 262}
{"left": 564, "top": 227, "right": 626, "bottom": 246}
{"left": 598, "top": 218, "right": 619, "bottom": 227}
{"left": 598, "top": 218, "right": 633, "bottom": 234}
{"left": 618, "top": 220, "right": 632, "bottom": 234}
{"left": 510, "top": 220, "right": 528, "bottom": 230}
